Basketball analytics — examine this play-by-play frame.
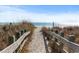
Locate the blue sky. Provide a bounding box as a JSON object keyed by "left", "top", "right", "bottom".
{"left": 0, "top": 5, "right": 79, "bottom": 26}
{"left": 10, "top": 5, "right": 79, "bottom": 14}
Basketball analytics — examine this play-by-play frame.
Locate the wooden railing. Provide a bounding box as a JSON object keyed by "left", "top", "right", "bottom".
{"left": 0, "top": 31, "right": 30, "bottom": 53}
{"left": 42, "top": 31, "right": 79, "bottom": 53}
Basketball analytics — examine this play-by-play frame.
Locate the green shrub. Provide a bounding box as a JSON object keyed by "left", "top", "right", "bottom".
{"left": 8, "top": 36, "right": 14, "bottom": 45}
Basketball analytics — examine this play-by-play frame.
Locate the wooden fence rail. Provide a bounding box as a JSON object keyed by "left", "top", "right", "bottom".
{"left": 0, "top": 31, "right": 30, "bottom": 53}
{"left": 43, "top": 31, "right": 79, "bottom": 53}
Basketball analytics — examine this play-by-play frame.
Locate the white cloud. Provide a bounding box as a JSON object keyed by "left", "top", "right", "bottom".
{"left": 0, "top": 6, "right": 79, "bottom": 26}
{"left": 0, "top": 6, "right": 53, "bottom": 23}
{"left": 54, "top": 13, "right": 79, "bottom": 26}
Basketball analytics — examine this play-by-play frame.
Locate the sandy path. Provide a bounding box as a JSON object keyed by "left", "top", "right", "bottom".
{"left": 22, "top": 27, "right": 46, "bottom": 53}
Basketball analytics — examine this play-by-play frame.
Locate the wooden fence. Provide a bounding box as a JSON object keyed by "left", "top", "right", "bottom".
{"left": 42, "top": 31, "right": 79, "bottom": 53}
{"left": 0, "top": 31, "right": 30, "bottom": 53}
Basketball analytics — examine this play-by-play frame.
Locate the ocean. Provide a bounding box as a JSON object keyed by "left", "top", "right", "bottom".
{"left": 32, "top": 22, "right": 58, "bottom": 27}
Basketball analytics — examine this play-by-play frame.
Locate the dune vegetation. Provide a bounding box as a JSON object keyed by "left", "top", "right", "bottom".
{"left": 0, "top": 21, "right": 35, "bottom": 50}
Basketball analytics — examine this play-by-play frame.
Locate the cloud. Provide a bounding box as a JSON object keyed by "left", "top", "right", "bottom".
{"left": 54, "top": 13, "right": 79, "bottom": 26}
{"left": 0, "top": 6, "right": 54, "bottom": 23}
{"left": 0, "top": 6, "right": 79, "bottom": 26}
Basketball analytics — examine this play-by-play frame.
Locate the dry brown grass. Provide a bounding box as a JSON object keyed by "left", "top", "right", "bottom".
{"left": 20, "top": 32, "right": 33, "bottom": 53}
{"left": 0, "top": 21, "right": 35, "bottom": 50}
{"left": 62, "top": 26, "right": 79, "bottom": 44}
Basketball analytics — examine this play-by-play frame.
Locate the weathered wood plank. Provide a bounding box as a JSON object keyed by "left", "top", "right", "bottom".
{"left": 44, "top": 31, "right": 79, "bottom": 53}
{"left": 0, "top": 31, "right": 30, "bottom": 53}
{"left": 17, "top": 38, "right": 28, "bottom": 52}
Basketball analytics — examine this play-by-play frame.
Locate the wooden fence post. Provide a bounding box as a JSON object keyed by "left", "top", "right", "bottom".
{"left": 13, "top": 35, "right": 16, "bottom": 42}
{"left": 50, "top": 40, "right": 57, "bottom": 53}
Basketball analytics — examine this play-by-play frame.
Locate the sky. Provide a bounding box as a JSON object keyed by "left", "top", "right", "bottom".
{"left": 0, "top": 5, "right": 79, "bottom": 26}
